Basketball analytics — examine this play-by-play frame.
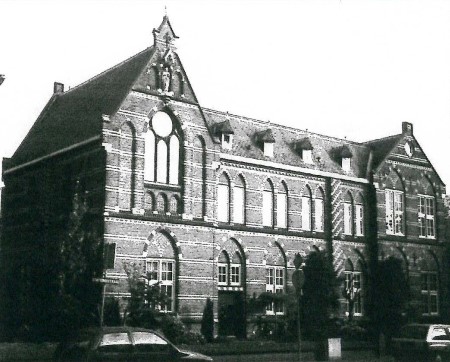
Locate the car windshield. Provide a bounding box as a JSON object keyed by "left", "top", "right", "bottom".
{"left": 400, "top": 325, "right": 429, "bottom": 339}
{"left": 429, "top": 327, "right": 450, "bottom": 341}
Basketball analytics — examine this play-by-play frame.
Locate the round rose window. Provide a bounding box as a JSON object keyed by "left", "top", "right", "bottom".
{"left": 152, "top": 112, "right": 173, "bottom": 137}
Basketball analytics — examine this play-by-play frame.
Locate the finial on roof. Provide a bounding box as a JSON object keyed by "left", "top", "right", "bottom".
{"left": 153, "top": 10, "right": 179, "bottom": 50}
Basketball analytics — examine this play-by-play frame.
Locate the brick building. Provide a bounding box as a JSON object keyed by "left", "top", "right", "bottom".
{"left": 1, "top": 16, "right": 448, "bottom": 336}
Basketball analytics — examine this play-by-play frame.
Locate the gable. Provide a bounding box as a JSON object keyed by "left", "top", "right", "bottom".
{"left": 372, "top": 132, "right": 445, "bottom": 189}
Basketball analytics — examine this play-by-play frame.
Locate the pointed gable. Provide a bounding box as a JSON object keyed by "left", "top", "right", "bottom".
{"left": 368, "top": 122, "right": 445, "bottom": 187}
{"left": 132, "top": 16, "right": 198, "bottom": 103}
{"left": 153, "top": 15, "right": 179, "bottom": 51}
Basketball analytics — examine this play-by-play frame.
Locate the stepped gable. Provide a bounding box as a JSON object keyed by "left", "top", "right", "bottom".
{"left": 11, "top": 47, "right": 154, "bottom": 167}
{"left": 202, "top": 108, "right": 371, "bottom": 178}
{"left": 364, "top": 133, "right": 403, "bottom": 172}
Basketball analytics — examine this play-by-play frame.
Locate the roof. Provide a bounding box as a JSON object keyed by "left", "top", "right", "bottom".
{"left": 203, "top": 108, "right": 372, "bottom": 178}
{"left": 295, "top": 138, "right": 313, "bottom": 150}
{"left": 364, "top": 134, "right": 403, "bottom": 172}
{"left": 10, "top": 47, "right": 154, "bottom": 167}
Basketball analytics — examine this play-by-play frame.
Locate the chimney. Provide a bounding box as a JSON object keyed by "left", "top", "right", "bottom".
{"left": 402, "top": 122, "right": 413, "bottom": 135}
{"left": 53, "top": 82, "right": 64, "bottom": 94}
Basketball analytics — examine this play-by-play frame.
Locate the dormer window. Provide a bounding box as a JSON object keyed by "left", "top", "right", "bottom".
{"left": 342, "top": 157, "right": 351, "bottom": 172}
{"left": 264, "top": 142, "right": 274, "bottom": 158}
{"left": 213, "top": 119, "right": 234, "bottom": 151}
{"left": 256, "top": 129, "right": 275, "bottom": 158}
{"left": 339, "top": 145, "right": 353, "bottom": 172}
{"left": 303, "top": 149, "right": 313, "bottom": 164}
{"left": 294, "top": 138, "right": 313, "bottom": 164}
{"left": 222, "top": 134, "right": 233, "bottom": 150}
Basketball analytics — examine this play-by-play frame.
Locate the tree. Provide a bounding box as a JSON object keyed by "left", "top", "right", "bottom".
{"left": 301, "top": 250, "right": 340, "bottom": 340}
{"left": 123, "top": 263, "right": 169, "bottom": 329}
{"left": 201, "top": 298, "right": 214, "bottom": 342}
{"left": 373, "top": 257, "right": 409, "bottom": 348}
{"left": 57, "top": 182, "right": 103, "bottom": 335}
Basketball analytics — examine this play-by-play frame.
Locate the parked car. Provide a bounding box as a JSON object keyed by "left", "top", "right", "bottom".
{"left": 391, "top": 323, "right": 450, "bottom": 361}
{"left": 53, "top": 326, "right": 213, "bottom": 361}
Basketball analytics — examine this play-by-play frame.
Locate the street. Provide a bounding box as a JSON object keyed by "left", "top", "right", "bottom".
{"left": 214, "top": 350, "right": 394, "bottom": 362}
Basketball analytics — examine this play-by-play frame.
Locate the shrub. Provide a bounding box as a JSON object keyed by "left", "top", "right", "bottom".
{"left": 103, "top": 298, "right": 122, "bottom": 326}
{"left": 160, "top": 315, "right": 187, "bottom": 343}
{"left": 201, "top": 298, "right": 214, "bottom": 342}
{"left": 339, "top": 322, "right": 368, "bottom": 340}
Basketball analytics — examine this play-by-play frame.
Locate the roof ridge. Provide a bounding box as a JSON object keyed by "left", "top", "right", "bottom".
{"left": 64, "top": 47, "right": 153, "bottom": 95}
{"left": 364, "top": 133, "right": 402, "bottom": 145}
{"left": 202, "top": 106, "right": 367, "bottom": 147}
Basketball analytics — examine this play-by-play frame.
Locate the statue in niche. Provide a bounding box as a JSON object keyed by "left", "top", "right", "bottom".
{"left": 161, "top": 67, "right": 171, "bottom": 92}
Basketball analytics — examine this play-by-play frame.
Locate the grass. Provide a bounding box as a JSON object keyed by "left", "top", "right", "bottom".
{"left": 0, "top": 342, "right": 56, "bottom": 361}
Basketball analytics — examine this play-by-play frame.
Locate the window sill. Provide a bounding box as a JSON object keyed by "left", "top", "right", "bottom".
{"left": 419, "top": 236, "right": 436, "bottom": 240}
{"left": 144, "top": 181, "right": 181, "bottom": 191}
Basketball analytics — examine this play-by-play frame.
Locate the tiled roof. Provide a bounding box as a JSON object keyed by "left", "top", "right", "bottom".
{"left": 11, "top": 47, "right": 154, "bottom": 167}
{"left": 202, "top": 108, "right": 372, "bottom": 179}
{"left": 364, "top": 134, "right": 403, "bottom": 172}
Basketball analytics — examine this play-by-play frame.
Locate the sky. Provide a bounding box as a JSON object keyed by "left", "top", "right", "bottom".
{"left": 0, "top": 0, "right": 449, "bottom": 192}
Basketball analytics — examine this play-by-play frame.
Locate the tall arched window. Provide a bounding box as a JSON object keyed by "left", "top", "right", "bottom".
{"left": 343, "top": 192, "right": 354, "bottom": 235}
{"left": 262, "top": 179, "right": 274, "bottom": 227}
{"left": 420, "top": 257, "right": 439, "bottom": 316}
{"left": 344, "top": 259, "right": 363, "bottom": 317}
{"left": 385, "top": 170, "right": 404, "bottom": 235}
{"left": 193, "top": 136, "right": 206, "bottom": 219}
{"left": 418, "top": 178, "right": 435, "bottom": 239}
{"left": 314, "top": 187, "right": 324, "bottom": 232}
{"left": 233, "top": 175, "right": 245, "bottom": 224}
{"left": 169, "top": 135, "right": 179, "bottom": 185}
{"left": 119, "top": 122, "right": 136, "bottom": 211}
{"left": 145, "top": 232, "right": 176, "bottom": 312}
{"left": 355, "top": 193, "right": 364, "bottom": 236}
{"left": 217, "top": 173, "right": 230, "bottom": 222}
{"left": 156, "top": 140, "right": 168, "bottom": 183}
{"left": 145, "top": 111, "right": 181, "bottom": 185}
{"left": 266, "top": 243, "right": 286, "bottom": 315}
{"left": 276, "top": 182, "right": 288, "bottom": 229}
{"left": 144, "top": 131, "right": 155, "bottom": 182}
{"left": 301, "top": 185, "right": 312, "bottom": 231}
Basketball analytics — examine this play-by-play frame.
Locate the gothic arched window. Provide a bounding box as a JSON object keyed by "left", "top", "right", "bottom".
{"left": 314, "top": 187, "right": 325, "bottom": 232}
{"left": 276, "top": 181, "right": 288, "bottom": 229}
{"left": 262, "top": 179, "right": 274, "bottom": 227}
{"left": 343, "top": 191, "right": 354, "bottom": 235}
{"left": 233, "top": 175, "right": 245, "bottom": 224}
{"left": 301, "top": 185, "right": 312, "bottom": 231}
{"left": 217, "top": 173, "right": 230, "bottom": 222}
{"left": 144, "top": 111, "right": 181, "bottom": 185}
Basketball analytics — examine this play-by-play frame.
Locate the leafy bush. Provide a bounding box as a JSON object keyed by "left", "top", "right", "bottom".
{"left": 160, "top": 315, "right": 205, "bottom": 345}
{"left": 339, "top": 322, "right": 368, "bottom": 340}
{"left": 103, "top": 298, "right": 122, "bottom": 326}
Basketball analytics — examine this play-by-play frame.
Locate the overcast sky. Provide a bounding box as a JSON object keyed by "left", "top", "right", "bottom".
{"left": 1, "top": 0, "right": 449, "bottom": 192}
